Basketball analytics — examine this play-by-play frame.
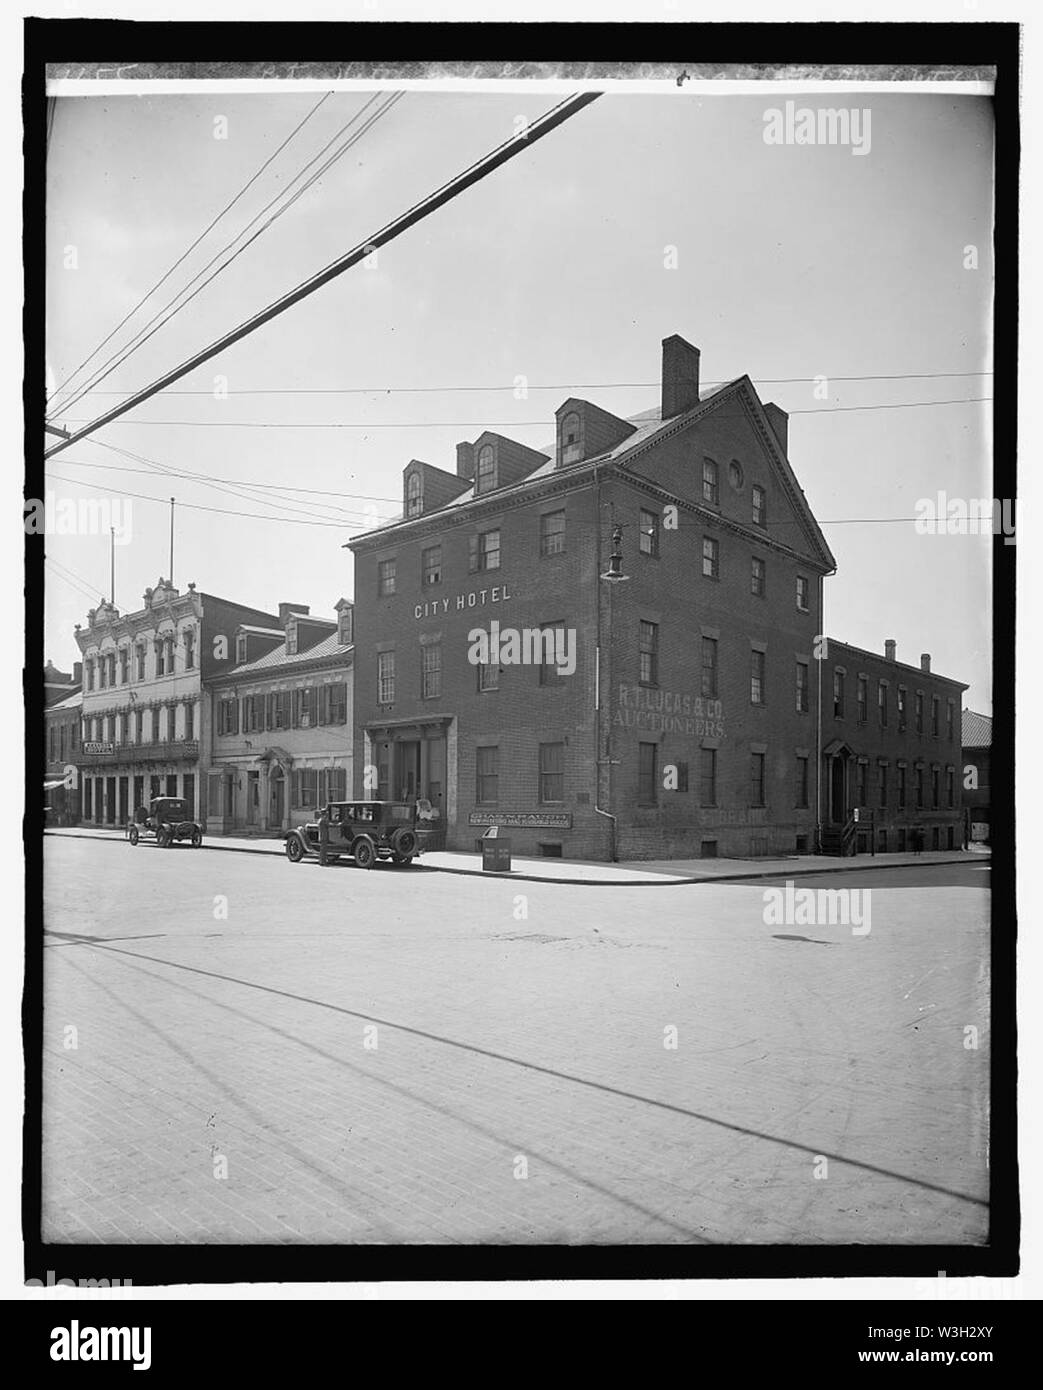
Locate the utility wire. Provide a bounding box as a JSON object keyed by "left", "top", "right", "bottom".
{"left": 49, "top": 92, "right": 399, "bottom": 420}
{"left": 44, "top": 92, "right": 602, "bottom": 459}
{"left": 48, "top": 91, "right": 333, "bottom": 410}
{"left": 45, "top": 472, "right": 354, "bottom": 527}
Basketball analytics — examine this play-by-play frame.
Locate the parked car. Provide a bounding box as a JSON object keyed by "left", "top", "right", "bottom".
{"left": 284, "top": 800, "right": 421, "bottom": 868}
{"left": 128, "top": 796, "right": 203, "bottom": 848}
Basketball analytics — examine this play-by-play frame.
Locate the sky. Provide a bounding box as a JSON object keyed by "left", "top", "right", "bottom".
{"left": 43, "top": 87, "right": 994, "bottom": 710}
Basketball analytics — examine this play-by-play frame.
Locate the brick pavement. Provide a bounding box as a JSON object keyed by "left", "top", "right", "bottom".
{"left": 41, "top": 836, "right": 989, "bottom": 1245}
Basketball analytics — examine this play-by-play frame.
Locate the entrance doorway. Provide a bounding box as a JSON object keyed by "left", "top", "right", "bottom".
{"left": 829, "top": 755, "right": 847, "bottom": 824}
{"left": 394, "top": 741, "right": 421, "bottom": 802}
{"left": 269, "top": 766, "right": 285, "bottom": 828}
{"left": 118, "top": 776, "right": 129, "bottom": 826}
{"left": 247, "top": 771, "right": 260, "bottom": 825}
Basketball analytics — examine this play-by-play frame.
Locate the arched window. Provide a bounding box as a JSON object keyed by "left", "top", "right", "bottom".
{"left": 406, "top": 471, "right": 423, "bottom": 516}
{"left": 476, "top": 445, "right": 497, "bottom": 493}
{"left": 560, "top": 411, "right": 582, "bottom": 464}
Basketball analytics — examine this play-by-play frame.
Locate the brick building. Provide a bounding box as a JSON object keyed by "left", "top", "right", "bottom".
{"left": 819, "top": 638, "right": 967, "bottom": 854}
{"left": 348, "top": 334, "right": 845, "bottom": 860}
{"left": 962, "top": 708, "right": 992, "bottom": 843}
{"left": 206, "top": 601, "right": 354, "bottom": 835}
{"left": 74, "top": 579, "right": 283, "bottom": 826}
{"left": 44, "top": 687, "right": 82, "bottom": 824}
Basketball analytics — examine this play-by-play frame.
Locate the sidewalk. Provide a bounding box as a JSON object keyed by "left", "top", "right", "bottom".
{"left": 43, "top": 826, "right": 989, "bottom": 886}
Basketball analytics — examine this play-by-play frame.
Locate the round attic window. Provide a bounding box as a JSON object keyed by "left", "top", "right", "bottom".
{"left": 728, "top": 460, "right": 744, "bottom": 491}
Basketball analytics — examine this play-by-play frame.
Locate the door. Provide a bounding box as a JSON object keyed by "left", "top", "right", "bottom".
{"left": 183, "top": 774, "right": 195, "bottom": 819}
{"left": 830, "top": 756, "right": 847, "bottom": 824}
{"left": 394, "top": 740, "right": 421, "bottom": 802}
{"left": 270, "top": 767, "right": 285, "bottom": 828}
{"left": 118, "top": 776, "right": 129, "bottom": 826}
{"left": 246, "top": 771, "right": 260, "bottom": 825}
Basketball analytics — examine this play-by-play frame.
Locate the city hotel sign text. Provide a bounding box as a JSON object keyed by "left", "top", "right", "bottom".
{"left": 614, "top": 684, "right": 725, "bottom": 738}
{"left": 415, "top": 584, "right": 513, "bottom": 620}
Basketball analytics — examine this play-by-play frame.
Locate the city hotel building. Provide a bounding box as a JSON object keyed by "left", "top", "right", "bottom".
{"left": 350, "top": 335, "right": 846, "bottom": 860}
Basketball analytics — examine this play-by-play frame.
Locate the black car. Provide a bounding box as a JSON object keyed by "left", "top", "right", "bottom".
{"left": 284, "top": 800, "right": 421, "bottom": 869}
{"left": 128, "top": 796, "right": 203, "bottom": 848}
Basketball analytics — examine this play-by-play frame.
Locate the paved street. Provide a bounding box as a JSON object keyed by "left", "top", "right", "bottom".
{"left": 41, "top": 836, "right": 989, "bottom": 1245}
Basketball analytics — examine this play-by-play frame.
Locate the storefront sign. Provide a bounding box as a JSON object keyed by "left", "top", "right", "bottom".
{"left": 82, "top": 741, "right": 114, "bottom": 755}
{"left": 469, "top": 811, "right": 572, "bottom": 829}
{"left": 615, "top": 684, "right": 725, "bottom": 738}
{"left": 415, "top": 584, "right": 513, "bottom": 620}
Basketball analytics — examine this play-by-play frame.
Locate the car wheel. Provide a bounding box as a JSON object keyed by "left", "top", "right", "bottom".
{"left": 353, "top": 836, "right": 376, "bottom": 869}
{"left": 128, "top": 826, "right": 139, "bottom": 846}
{"left": 285, "top": 836, "right": 304, "bottom": 864}
{"left": 391, "top": 827, "right": 419, "bottom": 860}
{"left": 157, "top": 827, "right": 171, "bottom": 848}
{"left": 191, "top": 827, "right": 202, "bottom": 848}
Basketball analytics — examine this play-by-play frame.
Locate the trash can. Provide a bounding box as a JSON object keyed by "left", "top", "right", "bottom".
{"left": 481, "top": 825, "right": 512, "bottom": 873}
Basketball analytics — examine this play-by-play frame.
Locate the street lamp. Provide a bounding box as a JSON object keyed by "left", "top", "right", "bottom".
{"left": 600, "top": 524, "right": 630, "bottom": 583}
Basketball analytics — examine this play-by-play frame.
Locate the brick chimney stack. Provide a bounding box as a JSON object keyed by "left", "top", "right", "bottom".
{"left": 661, "top": 335, "right": 701, "bottom": 420}
{"left": 920, "top": 653, "right": 931, "bottom": 673}
{"left": 885, "top": 639, "right": 896, "bottom": 662}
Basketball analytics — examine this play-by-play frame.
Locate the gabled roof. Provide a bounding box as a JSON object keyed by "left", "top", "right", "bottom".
{"left": 218, "top": 632, "right": 353, "bottom": 680}
{"left": 962, "top": 709, "right": 992, "bottom": 748}
{"left": 47, "top": 689, "right": 83, "bottom": 712}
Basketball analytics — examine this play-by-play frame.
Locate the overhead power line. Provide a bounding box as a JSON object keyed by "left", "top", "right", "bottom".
{"left": 56, "top": 396, "right": 994, "bottom": 429}
{"left": 67, "top": 370, "right": 996, "bottom": 399}
{"left": 49, "top": 92, "right": 401, "bottom": 420}
{"left": 48, "top": 91, "right": 333, "bottom": 411}
{"left": 43, "top": 92, "right": 602, "bottom": 460}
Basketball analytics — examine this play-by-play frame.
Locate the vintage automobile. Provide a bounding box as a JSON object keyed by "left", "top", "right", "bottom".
{"left": 128, "top": 796, "right": 204, "bottom": 848}
{"left": 284, "top": 800, "right": 421, "bottom": 868}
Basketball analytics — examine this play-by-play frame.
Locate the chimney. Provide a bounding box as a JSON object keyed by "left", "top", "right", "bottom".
{"left": 73, "top": 661, "right": 82, "bottom": 685}
{"left": 920, "top": 653, "right": 931, "bottom": 673}
{"left": 661, "top": 335, "right": 701, "bottom": 420}
{"left": 763, "top": 402, "right": 789, "bottom": 454}
{"left": 884, "top": 639, "right": 896, "bottom": 662}
{"left": 456, "top": 441, "right": 475, "bottom": 479}
{"left": 279, "top": 603, "right": 309, "bottom": 624}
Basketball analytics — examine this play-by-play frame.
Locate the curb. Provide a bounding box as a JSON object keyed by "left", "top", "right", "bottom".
{"left": 43, "top": 831, "right": 988, "bottom": 889}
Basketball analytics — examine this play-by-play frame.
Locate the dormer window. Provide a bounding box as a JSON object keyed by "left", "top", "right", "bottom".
{"left": 476, "top": 445, "right": 497, "bottom": 494}
{"left": 560, "top": 412, "right": 582, "bottom": 465}
{"left": 337, "top": 605, "right": 354, "bottom": 644}
{"left": 235, "top": 633, "right": 247, "bottom": 665}
{"left": 286, "top": 617, "right": 298, "bottom": 656}
{"left": 406, "top": 471, "right": 423, "bottom": 517}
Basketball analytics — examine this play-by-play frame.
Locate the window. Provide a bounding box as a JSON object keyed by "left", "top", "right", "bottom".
{"left": 378, "top": 558, "right": 396, "bottom": 596}
{"left": 833, "top": 669, "right": 845, "bottom": 719}
{"left": 560, "top": 412, "right": 582, "bottom": 465}
{"left": 701, "top": 638, "right": 718, "bottom": 699}
{"left": 97, "top": 656, "right": 106, "bottom": 689}
{"left": 915, "top": 692, "right": 924, "bottom": 734}
{"left": 947, "top": 699, "right": 955, "bottom": 742}
{"left": 242, "top": 694, "right": 261, "bottom": 733}
{"left": 325, "top": 767, "right": 347, "bottom": 803}
{"left": 421, "top": 642, "right": 442, "bottom": 699}
{"left": 752, "top": 485, "right": 766, "bottom": 527}
{"left": 539, "top": 743, "right": 564, "bottom": 803}
{"left": 796, "top": 575, "right": 810, "bottom": 612}
{"left": 235, "top": 633, "right": 248, "bottom": 665}
{"left": 406, "top": 471, "right": 423, "bottom": 517}
{"left": 795, "top": 755, "right": 809, "bottom": 808}
{"left": 325, "top": 683, "right": 348, "bottom": 724}
{"left": 286, "top": 619, "right": 298, "bottom": 657}
{"left": 119, "top": 647, "right": 129, "bottom": 683}
{"left": 476, "top": 746, "right": 499, "bottom": 804}
{"left": 295, "top": 687, "right": 314, "bottom": 728}
{"left": 269, "top": 691, "right": 289, "bottom": 730}
{"left": 638, "top": 743, "right": 658, "bottom": 805}
{"left": 931, "top": 695, "right": 940, "bottom": 736}
{"left": 857, "top": 676, "right": 868, "bottom": 723}
{"left": 164, "top": 640, "right": 174, "bottom": 676}
{"left": 478, "top": 661, "right": 499, "bottom": 692}
{"left": 947, "top": 768, "right": 955, "bottom": 807}
{"left": 856, "top": 761, "right": 867, "bottom": 805}
{"left": 878, "top": 682, "right": 888, "bottom": 727}
{"left": 639, "top": 621, "right": 659, "bottom": 686}
{"left": 184, "top": 629, "right": 195, "bottom": 670}
{"left": 337, "top": 606, "right": 354, "bottom": 644}
{"left": 878, "top": 763, "right": 887, "bottom": 808}
{"left": 750, "top": 753, "right": 766, "bottom": 807}
{"left": 898, "top": 764, "right": 907, "bottom": 809}
{"left": 728, "top": 459, "right": 744, "bottom": 491}
{"left": 377, "top": 651, "right": 395, "bottom": 704}
{"left": 539, "top": 621, "right": 567, "bottom": 686}
{"left": 916, "top": 766, "right": 925, "bottom": 808}
{"left": 296, "top": 768, "right": 319, "bottom": 810}
{"left": 469, "top": 528, "right": 501, "bottom": 572}
{"left": 932, "top": 766, "right": 940, "bottom": 809}
{"left": 154, "top": 638, "right": 165, "bottom": 677}
{"left": 751, "top": 556, "right": 766, "bottom": 597}
{"left": 702, "top": 457, "right": 719, "bottom": 505}
{"left": 107, "top": 654, "right": 116, "bottom": 686}
{"left": 639, "top": 508, "right": 660, "bottom": 557}
{"left": 421, "top": 545, "right": 442, "bottom": 587}
{"left": 540, "top": 510, "right": 566, "bottom": 557}
{"left": 167, "top": 706, "right": 177, "bottom": 742}
{"left": 897, "top": 687, "right": 907, "bottom": 730}
{"left": 218, "top": 697, "right": 238, "bottom": 736}
{"left": 750, "top": 649, "right": 765, "bottom": 705}
{"left": 185, "top": 702, "right": 194, "bottom": 742}
{"left": 133, "top": 645, "right": 144, "bottom": 680}
{"left": 476, "top": 444, "right": 497, "bottom": 493}
{"left": 700, "top": 748, "right": 717, "bottom": 806}
{"left": 84, "top": 659, "right": 94, "bottom": 692}
{"left": 702, "top": 536, "right": 719, "bottom": 579}
{"left": 796, "top": 661, "right": 809, "bottom": 714}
